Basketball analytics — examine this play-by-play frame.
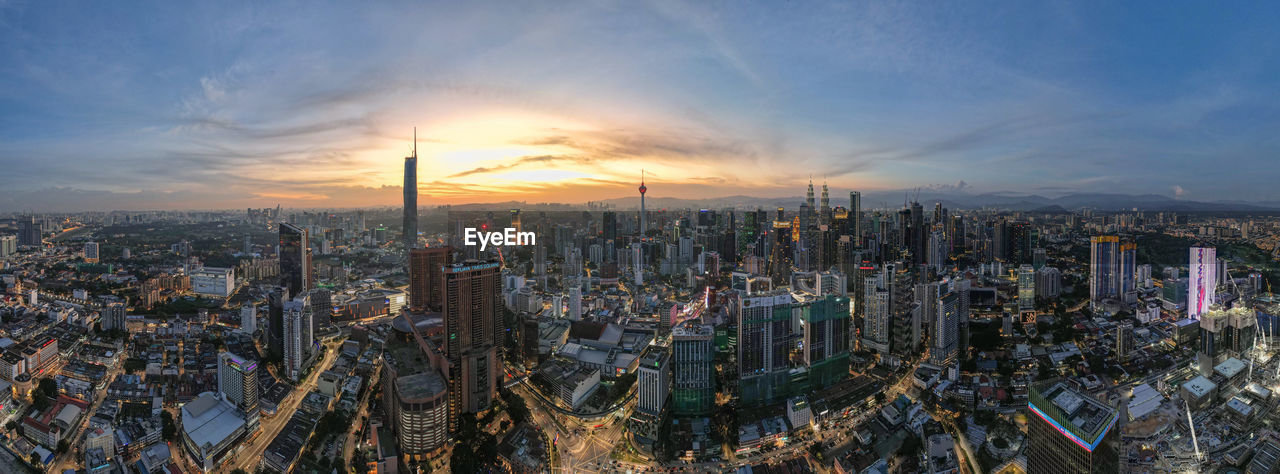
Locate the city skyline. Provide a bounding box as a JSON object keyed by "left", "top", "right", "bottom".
{"left": 5, "top": 2, "right": 1280, "bottom": 211}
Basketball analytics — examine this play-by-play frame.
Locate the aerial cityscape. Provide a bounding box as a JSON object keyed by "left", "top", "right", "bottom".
{"left": 5, "top": 2, "right": 1280, "bottom": 474}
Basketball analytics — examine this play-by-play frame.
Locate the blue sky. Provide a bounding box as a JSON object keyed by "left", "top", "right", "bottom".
{"left": 2, "top": 1, "right": 1280, "bottom": 210}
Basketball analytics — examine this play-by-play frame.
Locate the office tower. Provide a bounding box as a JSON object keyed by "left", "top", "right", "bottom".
{"left": 218, "top": 352, "right": 260, "bottom": 429}
{"left": 849, "top": 192, "right": 861, "bottom": 247}
{"left": 1189, "top": 247, "right": 1217, "bottom": 319}
{"left": 927, "top": 230, "right": 946, "bottom": 271}
{"left": 738, "top": 292, "right": 795, "bottom": 406}
{"left": 282, "top": 298, "right": 312, "bottom": 381}
{"left": 1018, "top": 265, "right": 1036, "bottom": 311}
{"left": 1027, "top": 381, "right": 1120, "bottom": 474}
{"left": 442, "top": 260, "right": 503, "bottom": 431}
{"left": 279, "top": 223, "right": 310, "bottom": 297}
{"left": 1008, "top": 221, "right": 1032, "bottom": 265}
{"left": 819, "top": 181, "right": 831, "bottom": 224}
{"left": 862, "top": 277, "right": 892, "bottom": 354}
{"left": 638, "top": 170, "right": 648, "bottom": 236}
{"left": 932, "top": 291, "right": 960, "bottom": 366}
{"left": 83, "top": 241, "right": 99, "bottom": 263}
{"left": 101, "top": 302, "right": 126, "bottom": 332}
{"left": 267, "top": 287, "right": 287, "bottom": 360}
{"left": 1089, "top": 236, "right": 1135, "bottom": 307}
{"left": 800, "top": 295, "right": 851, "bottom": 390}
{"left": 671, "top": 324, "right": 715, "bottom": 416}
{"left": 637, "top": 349, "right": 670, "bottom": 416}
{"left": 910, "top": 202, "right": 924, "bottom": 266}
{"left": 243, "top": 235, "right": 252, "bottom": 254}
{"left": 383, "top": 315, "right": 450, "bottom": 456}
{"left": 403, "top": 129, "right": 419, "bottom": 251}
{"left": 409, "top": 246, "right": 452, "bottom": 313}
{"left": 240, "top": 305, "right": 256, "bottom": 334}
{"left": 1115, "top": 323, "right": 1134, "bottom": 361}
{"left": 915, "top": 282, "right": 940, "bottom": 348}
{"left": 602, "top": 210, "right": 617, "bottom": 251}
{"left": 309, "top": 288, "right": 332, "bottom": 326}
{"left": 509, "top": 209, "right": 521, "bottom": 232}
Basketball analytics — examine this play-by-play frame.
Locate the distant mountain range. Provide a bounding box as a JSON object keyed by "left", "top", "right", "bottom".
{"left": 592, "top": 191, "right": 1280, "bottom": 212}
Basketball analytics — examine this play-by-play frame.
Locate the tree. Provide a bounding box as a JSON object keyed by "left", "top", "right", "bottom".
{"left": 161, "top": 411, "right": 177, "bottom": 441}
{"left": 56, "top": 439, "right": 69, "bottom": 454}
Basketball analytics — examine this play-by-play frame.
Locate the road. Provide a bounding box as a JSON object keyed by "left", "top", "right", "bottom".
{"left": 228, "top": 340, "right": 341, "bottom": 473}
{"left": 341, "top": 363, "right": 381, "bottom": 468}
{"left": 49, "top": 353, "right": 124, "bottom": 473}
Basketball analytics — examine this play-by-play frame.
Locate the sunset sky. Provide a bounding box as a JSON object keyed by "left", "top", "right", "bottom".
{"left": 4, "top": 1, "right": 1280, "bottom": 210}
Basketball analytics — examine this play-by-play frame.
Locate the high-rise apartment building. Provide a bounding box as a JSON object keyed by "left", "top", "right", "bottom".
{"left": 281, "top": 298, "right": 313, "bottom": 381}
{"left": 1027, "top": 381, "right": 1120, "bottom": 473}
{"left": 799, "top": 295, "right": 851, "bottom": 389}
{"left": 932, "top": 291, "right": 959, "bottom": 367}
{"left": 1089, "top": 236, "right": 1136, "bottom": 308}
{"left": 101, "top": 302, "right": 126, "bottom": 332}
{"left": 442, "top": 260, "right": 503, "bottom": 431}
{"left": 1115, "top": 323, "right": 1134, "bottom": 361}
{"left": 84, "top": 241, "right": 99, "bottom": 263}
{"left": 738, "top": 292, "right": 795, "bottom": 406}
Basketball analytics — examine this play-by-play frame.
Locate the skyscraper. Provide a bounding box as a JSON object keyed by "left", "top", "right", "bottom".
{"left": 218, "top": 352, "right": 260, "bottom": 430}
{"left": 738, "top": 291, "right": 795, "bottom": 406}
{"left": 442, "top": 260, "right": 503, "bottom": 431}
{"left": 671, "top": 324, "right": 714, "bottom": 416}
{"left": 1018, "top": 264, "right": 1036, "bottom": 311}
{"left": 1089, "top": 236, "right": 1135, "bottom": 307}
{"left": 282, "top": 297, "right": 313, "bottom": 381}
{"left": 409, "top": 246, "right": 453, "bottom": 313}
{"left": 267, "top": 287, "right": 287, "bottom": 361}
{"left": 403, "top": 129, "right": 419, "bottom": 251}
{"left": 279, "top": 223, "right": 310, "bottom": 297}
{"left": 849, "top": 191, "right": 861, "bottom": 247}
{"left": 932, "top": 291, "right": 959, "bottom": 367}
{"left": 240, "top": 304, "right": 256, "bottom": 334}
{"left": 1027, "top": 381, "right": 1120, "bottom": 473}
{"left": 1189, "top": 246, "right": 1217, "bottom": 319}
{"left": 637, "top": 348, "right": 670, "bottom": 416}
{"left": 799, "top": 295, "right": 851, "bottom": 389}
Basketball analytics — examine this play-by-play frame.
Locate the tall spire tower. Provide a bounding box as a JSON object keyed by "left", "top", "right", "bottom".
{"left": 806, "top": 178, "right": 815, "bottom": 208}
{"left": 638, "top": 169, "right": 648, "bottom": 237}
{"left": 403, "top": 128, "right": 418, "bottom": 251}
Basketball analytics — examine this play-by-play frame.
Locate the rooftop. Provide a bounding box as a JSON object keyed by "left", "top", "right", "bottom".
{"left": 180, "top": 392, "right": 246, "bottom": 451}
{"left": 1183, "top": 376, "right": 1217, "bottom": 398}
{"left": 1029, "top": 381, "right": 1118, "bottom": 450}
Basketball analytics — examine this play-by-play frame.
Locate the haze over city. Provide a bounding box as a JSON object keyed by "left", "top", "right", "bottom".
{"left": 5, "top": 1, "right": 1280, "bottom": 210}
